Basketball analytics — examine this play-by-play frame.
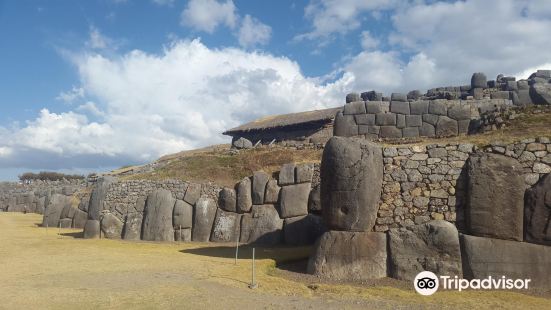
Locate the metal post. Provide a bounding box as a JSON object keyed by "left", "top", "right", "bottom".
{"left": 235, "top": 237, "right": 239, "bottom": 265}
{"left": 58, "top": 222, "right": 61, "bottom": 239}
{"left": 248, "top": 248, "right": 257, "bottom": 289}
{"left": 179, "top": 225, "right": 182, "bottom": 242}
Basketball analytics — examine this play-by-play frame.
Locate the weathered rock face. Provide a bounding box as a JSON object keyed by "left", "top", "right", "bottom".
{"left": 142, "top": 189, "right": 175, "bottom": 242}
{"left": 264, "top": 180, "right": 280, "bottom": 204}
{"left": 218, "top": 187, "right": 237, "bottom": 212}
{"left": 466, "top": 153, "right": 524, "bottom": 241}
{"left": 173, "top": 199, "right": 193, "bottom": 229}
{"left": 184, "top": 183, "right": 201, "bottom": 205}
{"left": 307, "top": 231, "right": 387, "bottom": 280}
{"left": 530, "top": 83, "right": 551, "bottom": 105}
{"left": 460, "top": 234, "right": 551, "bottom": 289}
{"left": 236, "top": 177, "right": 252, "bottom": 213}
{"left": 42, "top": 194, "right": 70, "bottom": 228}
{"left": 122, "top": 213, "right": 143, "bottom": 240}
{"left": 321, "top": 137, "right": 383, "bottom": 231}
{"left": 283, "top": 214, "right": 326, "bottom": 246}
{"left": 232, "top": 137, "right": 253, "bottom": 149}
{"left": 471, "top": 72, "right": 487, "bottom": 89}
{"left": 240, "top": 205, "right": 283, "bottom": 245}
{"left": 72, "top": 208, "right": 88, "bottom": 229}
{"left": 252, "top": 171, "right": 270, "bottom": 205}
{"left": 101, "top": 213, "right": 124, "bottom": 239}
{"left": 388, "top": 220, "right": 462, "bottom": 280}
{"left": 308, "top": 185, "right": 321, "bottom": 213}
{"left": 525, "top": 174, "right": 551, "bottom": 245}
{"left": 210, "top": 209, "right": 241, "bottom": 242}
{"left": 174, "top": 228, "right": 192, "bottom": 241}
{"left": 87, "top": 176, "right": 116, "bottom": 221}
{"left": 59, "top": 218, "right": 73, "bottom": 228}
{"left": 83, "top": 220, "right": 100, "bottom": 239}
{"left": 278, "top": 163, "right": 295, "bottom": 186}
{"left": 279, "top": 183, "right": 310, "bottom": 218}
{"left": 192, "top": 198, "right": 217, "bottom": 242}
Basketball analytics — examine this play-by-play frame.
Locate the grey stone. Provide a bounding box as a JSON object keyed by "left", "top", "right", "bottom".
{"left": 466, "top": 153, "right": 524, "bottom": 241}
{"left": 173, "top": 199, "right": 193, "bottom": 229}
{"left": 457, "top": 119, "right": 471, "bottom": 135}
{"left": 491, "top": 91, "right": 511, "bottom": 100}
{"left": 88, "top": 176, "right": 116, "bottom": 221}
{"left": 72, "top": 209, "right": 88, "bottom": 229}
{"left": 211, "top": 209, "right": 242, "bottom": 242}
{"left": 42, "top": 194, "right": 70, "bottom": 228}
{"left": 506, "top": 80, "right": 518, "bottom": 91}
{"left": 284, "top": 215, "right": 326, "bottom": 246}
{"left": 192, "top": 198, "right": 217, "bottom": 242}
{"left": 343, "top": 101, "right": 366, "bottom": 115}
{"left": 333, "top": 112, "right": 358, "bottom": 137}
{"left": 142, "top": 189, "right": 175, "bottom": 242}
{"left": 365, "top": 101, "right": 386, "bottom": 114}
{"left": 278, "top": 163, "right": 295, "bottom": 186}
{"left": 422, "top": 114, "right": 439, "bottom": 125}
{"left": 448, "top": 105, "right": 471, "bottom": 120}
{"left": 123, "top": 213, "right": 143, "bottom": 240}
{"left": 429, "top": 100, "right": 448, "bottom": 116}
{"left": 218, "top": 187, "right": 236, "bottom": 212}
{"left": 390, "top": 101, "right": 410, "bottom": 114}
{"left": 321, "top": 137, "right": 383, "bottom": 231}
{"left": 279, "top": 183, "right": 310, "bottom": 218}
{"left": 60, "top": 204, "right": 76, "bottom": 219}
{"left": 354, "top": 114, "right": 375, "bottom": 125}
{"left": 101, "top": 213, "right": 124, "bottom": 239}
{"left": 174, "top": 228, "right": 192, "bottom": 242}
{"left": 264, "top": 179, "right": 280, "bottom": 204}
{"left": 135, "top": 196, "right": 146, "bottom": 213}
{"left": 83, "top": 220, "right": 100, "bottom": 239}
{"left": 535, "top": 70, "right": 551, "bottom": 78}
{"left": 362, "top": 91, "right": 383, "bottom": 102}
{"left": 410, "top": 101, "right": 429, "bottom": 115}
{"left": 184, "top": 183, "right": 201, "bottom": 205}
{"left": 402, "top": 127, "right": 419, "bottom": 138}
{"left": 391, "top": 93, "right": 407, "bottom": 102}
{"left": 380, "top": 126, "right": 402, "bottom": 138}
{"left": 419, "top": 123, "right": 436, "bottom": 137}
{"left": 388, "top": 220, "right": 462, "bottom": 280}
{"left": 252, "top": 171, "right": 270, "bottom": 205}
{"left": 240, "top": 204, "right": 283, "bottom": 245}
{"left": 308, "top": 185, "right": 321, "bottom": 212}
{"left": 59, "top": 218, "right": 73, "bottom": 228}
{"left": 307, "top": 231, "right": 387, "bottom": 280}
{"left": 530, "top": 83, "right": 551, "bottom": 105}
{"left": 407, "top": 90, "right": 421, "bottom": 100}
{"left": 396, "top": 114, "right": 406, "bottom": 129}
{"left": 375, "top": 113, "right": 396, "bottom": 126}
{"left": 296, "top": 163, "right": 314, "bottom": 183}
{"left": 471, "top": 72, "right": 487, "bottom": 88}
{"left": 460, "top": 234, "right": 551, "bottom": 289}
{"left": 232, "top": 137, "right": 253, "bottom": 149}
{"left": 435, "top": 116, "right": 458, "bottom": 137}
{"left": 345, "top": 93, "right": 360, "bottom": 103}
{"left": 517, "top": 80, "right": 530, "bottom": 90}
{"left": 405, "top": 115, "right": 422, "bottom": 127}
{"left": 236, "top": 177, "right": 252, "bottom": 213}
{"left": 524, "top": 174, "right": 551, "bottom": 245}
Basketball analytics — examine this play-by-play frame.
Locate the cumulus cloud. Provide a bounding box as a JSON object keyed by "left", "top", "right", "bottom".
{"left": 56, "top": 86, "right": 85, "bottom": 104}
{"left": 181, "top": 0, "right": 237, "bottom": 33}
{"left": 237, "top": 15, "right": 272, "bottom": 48}
{"left": 86, "top": 26, "right": 118, "bottom": 50}
{"left": 360, "top": 31, "right": 379, "bottom": 50}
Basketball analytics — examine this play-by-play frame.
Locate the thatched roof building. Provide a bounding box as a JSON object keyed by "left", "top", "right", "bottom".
{"left": 223, "top": 107, "right": 341, "bottom": 146}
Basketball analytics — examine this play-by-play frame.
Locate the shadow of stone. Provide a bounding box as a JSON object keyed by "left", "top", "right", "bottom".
{"left": 180, "top": 244, "right": 312, "bottom": 263}
{"left": 59, "top": 231, "right": 84, "bottom": 238}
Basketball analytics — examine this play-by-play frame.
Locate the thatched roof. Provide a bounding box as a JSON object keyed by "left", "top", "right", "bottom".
{"left": 223, "top": 107, "right": 342, "bottom": 135}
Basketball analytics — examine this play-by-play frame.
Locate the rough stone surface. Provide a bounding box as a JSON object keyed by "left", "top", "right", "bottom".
{"left": 192, "top": 198, "right": 217, "bottom": 242}
{"left": 72, "top": 209, "right": 88, "bottom": 229}
{"left": 460, "top": 234, "right": 551, "bottom": 289}
{"left": 436, "top": 116, "right": 458, "bottom": 137}
{"left": 173, "top": 199, "right": 193, "bottom": 229}
{"left": 252, "top": 171, "right": 270, "bottom": 205}
{"left": 388, "top": 220, "right": 462, "bottom": 280}
{"left": 59, "top": 218, "right": 73, "bottom": 228}
{"left": 174, "top": 228, "right": 192, "bottom": 241}
{"left": 122, "top": 213, "right": 143, "bottom": 240}
{"left": 530, "top": 83, "right": 551, "bottom": 105}
{"left": 87, "top": 176, "right": 116, "bottom": 221}
{"left": 308, "top": 185, "right": 321, "bottom": 212}
{"left": 471, "top": 72, "right": 487, "bottom": 88}
{"left": 218, "top": 187, "right": 237, "bottom": 212}
{"left": 264, "top": 180, "right": 280, "bottom": 204}
{"left": 240, "top": 204, "right": 283, "bottom": 245}
{"left": 296, "top": 163, "right": 314, "bottom": 183}
{"left": 83, "top": 220, "right": 100, "bottom": 239}
{"left": 211, "top": 209, "right": 242, "bottom": 242}
{"left": 42, "top": 194, "right": 70, "bottom": 228}
{"left": 283, "top": 214, "right": 326, "bottom": 246}
{"left": 524, "top": 173, "right": 551, "bottom": 245}
{"left": 236, "top": 177, "right": 252, "bottom": 213}
{"left": 466, "top": 153, "right": 524, "bottom": 241}
{"left": 279, "top": 183, "right": 310, "bottom": 218}
{"left": 321, "top": 137, "right": 383, "bottom": 231}
{"left": 232, "top": 137, "right": 253, "bottom": 149}
{"left": 101, "top": 213, "right": 124, "bottom": 239}
{"left": 278, "top": 163, "right": 295, "bottom": 186}
{"left": 307, "top": 231, "right": 387, "bottom": 280}
{"left": 184, "top": 183, "right": 201, "bottom": 205}
{"left": 142, "top": 189, "right": 175, "bottom": 242}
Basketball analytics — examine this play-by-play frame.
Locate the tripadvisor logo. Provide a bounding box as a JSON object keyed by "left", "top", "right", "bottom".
{"left": 413, "top": 271, "right": 531, "bottom": 295}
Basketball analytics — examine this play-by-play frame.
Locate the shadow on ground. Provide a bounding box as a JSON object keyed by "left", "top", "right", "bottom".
{"left": 60, "top": 231, "right": 84, "bottom": 238}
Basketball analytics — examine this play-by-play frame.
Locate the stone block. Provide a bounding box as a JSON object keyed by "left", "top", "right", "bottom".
{"left": 354, "top": 114, "right": 375, "bottom": 125}
{"left": 391, "top": 93, "right": 407, "bottom": 102}
{"left": 365, "top": 101, "right": 386, "bottom": 114}
{"left": 184, "top": 183, "right": 201, "bottom": 205}
{"left": 283, "top": 214, "right": 326, "bottom": 246}
{"left": 471, "top": 72, "right": 487, "bottom": 88}
{"left": 236, "top": 177, "right": 252, "bottom": 213}
{"left": 278, "top": 163, "right": 295, "bottom": 186}
{"left": 402, "top": 127, "right": 419, "bottom": 138}
{"left": 295, "top": 163, "right": 314, "bottom": 183}
{"left": 396, "top": 114, "right": 406, "bottom": 129}
{"left": 380, "top": 126, "right": 402, "bottom": 138}
{"left": 524, "top": 174, "right": 551, "bottom": 245}
{"left": 218, "top": 187, "right": 236, "bottom": 212}
{"left": 123, "top": 213, "right": 143, "bottom": 240}
{"left": 405, "top": 115, "right": 422, "bottom": 127}
{"left": 142, "top": 189, "right": 175, "bottom": 242}
{"left": 83, "top": 220, "right": 100, "bottom": 239}
{"left": 390, "top": 101, "right": 410, "bottom": 115}
{"left": 252, "top": 171, "right": 270, "bottom": 205}
{"left": 240, "top": 204, "right": 283, "bottom": 245}
{"left": 428, "top": 100, "right": 447, "bottom": 115}
{"left": 173, "top": 199, "right": 193, "bottom": 229}
{"left": 375, "top": 113, "right": 396, "bottom": 126}
{"left": 410, "top": 100, "right": 429, "bottom": 115}
{"left": 435, "top": 116, "right": 458, "bottom": 137}
{"left": 192, "top": 198, "right": 217, "bottom": 242}
{"left": 101, "top": 213, "right": 124, "bottom": 239}
{"left": 211, "top": 209, "right": 242, "bottom": 242}
{"left": 345, "top": 93, "right": 360, "bottom": 103}
{"left": 343, "top": 101, "right": 367, "bottom": 115}
{"left": 279, "top": 183, "right": 310, "bottom": 218}
{"left": 333, "top": 112, "right": 359, "bottom": 137}
{"left": 264, "top": 179, "right": 280, "bottom": 204}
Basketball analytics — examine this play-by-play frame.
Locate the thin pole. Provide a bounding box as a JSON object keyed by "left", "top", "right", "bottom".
{"left": 58, "top": 222, "right": 61, "bottom": 239}
{"left": 235, "top": 237, "right": 239, "bottom": 265}
{"left": 249, "top": 248, "right": 257, "bottom": 289}
{"left": 179, "top": 225, "right": 182, "bottom": 242}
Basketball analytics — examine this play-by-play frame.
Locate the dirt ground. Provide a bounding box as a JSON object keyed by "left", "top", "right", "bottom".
{"left": 1, "top": 213, "right": 550, "bottom": 310}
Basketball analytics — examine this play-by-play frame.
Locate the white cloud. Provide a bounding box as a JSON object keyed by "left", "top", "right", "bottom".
{"left": 237, "top": 15, "right": 272, "bottom": 48}
{"left": 86, "top": 26, "right": 116, "bottom": 50}
{"left": 360, "top": 31, "right": 379, "bottom": 50}
{"left": 76, "top": 101, "right": 105, "bottom": 117}
{"left": 56, "top": 86, "right": 84, "bottom": 104}
{"left": 181, "top": 0, "right": 237, "bottom": 33}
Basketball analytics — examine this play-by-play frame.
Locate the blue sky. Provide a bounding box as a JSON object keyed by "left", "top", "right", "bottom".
{"left": 0, "top": 0, "right": 550, "bottom": 180}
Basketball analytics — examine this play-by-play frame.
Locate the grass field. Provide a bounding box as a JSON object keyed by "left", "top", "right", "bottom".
{"left": 1, "top": 213, "right": 550, "bottom": 309}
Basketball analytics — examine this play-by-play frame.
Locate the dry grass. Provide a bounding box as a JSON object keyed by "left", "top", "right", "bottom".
{"left": 1, "top": 213, "right": 549, "bottom": 309}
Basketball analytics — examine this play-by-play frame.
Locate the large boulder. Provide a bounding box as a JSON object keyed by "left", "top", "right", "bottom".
{"left": 251, "top": 171, "right": 270, "bottom": 205}
{"left": 191, "top": 198, "right": 217, "bottom": 242}
{"left": 100, "top": 213, "right": 124, "bottom": 239}
{"left": 466, "top": 153, "right": 524, "bottom": 241}
{"left": 283, "top": 214, "right": 326, "bottom": 246}
{"left": 83, "top": 220, "right": 100, "bottom": 239}
{"left": 174, "top": 228, "right": 192, "bottom": 241}
{"left": 460, "top": 234, "right": 551, "bottom": 289}
{"left": 173, "top": 199, "right": 193, "bottom": 229}
{"left": 42, "top": 194, "right": 71, "bottom": 228}
{"left": 87, "top": 176, "right": 116, "bottom": 221}
{"left": 72, "top": 209, "right": 88, "bottom": 229}
{"left": 525, "top": 174, "right": 551, "bottom": 245}
{"left": 236, "top": 177, "right": 252, "bottom": 213}
{"left": 232, "top": 137, "right": 253, "bottom": 149}
{"left": 264, "top": 179, "right": 280, "bottom": 204}
{"left": 307, "top": 231, "right": 387, "bottom": 280}
{"left": 321, "top": 137, "right": 383, "bottom": 231}
{"left": 530, "top": 83, "right": 551, "bottom": 105}
{"left": 210, "top": 209, "right": 242, "bottom": 242}
{"left": 240, "top": 204, "right": 283, "bottom": 245}
{"left": 183, "top": 183, "right": 201, "bottom": 205}
{"left": 388, "top": 220, "right": 462, "bottom": 281}
{"left": 279, "top": 183, "right": 310, "bottom": 218}
{"left": 142, "top": 189, "right": 175, "bottom": 242}
{"left": 122, "top": 213, "right": 143, "bottom": 240}
{"left": 471, "top": 72, "right": 487, "bottom": 89}
{"left": 218, "top": 187, "right": 237, "bottom": 212}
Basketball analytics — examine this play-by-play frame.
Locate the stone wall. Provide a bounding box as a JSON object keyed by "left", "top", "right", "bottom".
{"left": 376, "top": 137, "right": 551, "bottom": 233}
{"left": 334, "top": 98, "right": 511, "bottom": 140}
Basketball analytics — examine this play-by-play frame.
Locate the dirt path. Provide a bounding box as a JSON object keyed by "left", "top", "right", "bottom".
{"left": 0, "top": 213, "right": 549, "bottom": 309}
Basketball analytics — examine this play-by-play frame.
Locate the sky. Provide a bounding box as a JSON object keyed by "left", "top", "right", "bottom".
{"left": 0, "top": 0, "right": 551, "bottom": 180}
